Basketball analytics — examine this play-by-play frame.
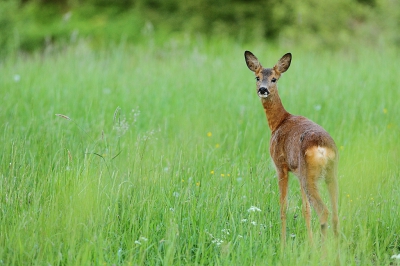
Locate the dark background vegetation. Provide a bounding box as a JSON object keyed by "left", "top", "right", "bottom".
{"left": 0, "top": 0, "right": 399, "bottom": 55}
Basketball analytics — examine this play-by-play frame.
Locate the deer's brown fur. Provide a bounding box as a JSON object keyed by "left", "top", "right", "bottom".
{"left": 244, "top": 51, "right": 339, "bottom": 244}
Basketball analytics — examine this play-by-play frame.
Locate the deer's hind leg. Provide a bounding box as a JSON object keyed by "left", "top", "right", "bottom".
{"left": 304, "top": 149, "right": 330, "bottom": 241}
{"left": 300, "top": 183, "right": 313, "bottom": 243}
{"left": 325, "top": 160, "right": 339, "bottom": 237}
{"left": 277, "top": 167, "right": 289, "bottom": 245}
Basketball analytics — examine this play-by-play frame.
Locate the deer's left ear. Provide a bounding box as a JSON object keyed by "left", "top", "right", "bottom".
{"left": 274, "top": 53, "right": 292, "bottom": 74}
{"left": 244, "top": 51, "right": 262, "bottom": 73}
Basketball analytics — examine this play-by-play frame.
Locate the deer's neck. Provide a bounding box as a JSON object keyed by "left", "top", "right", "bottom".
{"left": 261, "top": 92, "right": 290, "bottom": 132}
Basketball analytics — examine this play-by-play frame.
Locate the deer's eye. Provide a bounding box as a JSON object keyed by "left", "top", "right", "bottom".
{"left": 255, "top": 77, "right": 260, "bottom": 81}
{"left": 271, "top": 78, "right": 277, "bottom": 83}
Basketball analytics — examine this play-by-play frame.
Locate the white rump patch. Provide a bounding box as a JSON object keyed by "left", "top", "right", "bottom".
{"left": 305, "top": 146, "right": 336, "bottom": 166}
{"left": 317, "top": 146, "right": 327, "bottom": 158}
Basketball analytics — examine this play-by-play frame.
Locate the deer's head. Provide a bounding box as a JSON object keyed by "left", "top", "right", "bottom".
{"left": 244, "top": 51, "right": 292, "bottom": 98}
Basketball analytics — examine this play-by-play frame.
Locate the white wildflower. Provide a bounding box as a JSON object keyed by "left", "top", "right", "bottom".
{"left": 248, "top": 206, "right": 261, "bottom": 212}
{"left": 206, "top": 230, "right": 224, "bottom": 246}
{"left": 221, "top": 229, "right": 230, "bottom": 235}
{"left": 391, "top": 254, "right": 400, "bottom": 259}
{"left": 212, "top": 239, "right": 223, "bottom": 246}
{"left": 251, "top": 221, "right": 257, "bottom": 226}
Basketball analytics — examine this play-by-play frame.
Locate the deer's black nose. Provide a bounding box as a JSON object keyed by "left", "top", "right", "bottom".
{"left": 258, "top": 87, "right": 269, "bottom": 95}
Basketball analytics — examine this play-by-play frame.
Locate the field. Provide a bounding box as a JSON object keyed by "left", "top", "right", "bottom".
{"left": 1, "top": 37, "right": 399, "bottom": 265}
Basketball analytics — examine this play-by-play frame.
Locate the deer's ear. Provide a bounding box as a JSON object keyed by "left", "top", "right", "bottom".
{"left": 245, "top": 51, "right": 262, "bottom": 73}
{"left": 274, "top": 53, "right": 292, "bottom": 74}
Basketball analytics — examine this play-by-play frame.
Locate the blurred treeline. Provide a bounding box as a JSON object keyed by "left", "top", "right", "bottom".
{"left": 0, "top": 0, "right": 399, "bottom": 55}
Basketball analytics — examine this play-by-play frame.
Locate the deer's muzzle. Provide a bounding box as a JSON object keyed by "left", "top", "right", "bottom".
{"left": 258, "top": 87, "right": 270, "bottom": 97}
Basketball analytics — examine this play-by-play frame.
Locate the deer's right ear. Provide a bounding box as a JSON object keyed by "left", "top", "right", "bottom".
{"left": 245, "top": 51, "right": 262, "bottom": 73}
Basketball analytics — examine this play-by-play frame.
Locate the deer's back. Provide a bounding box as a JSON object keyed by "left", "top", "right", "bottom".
{"left": 269, "top": 115, "right": 337, "bottom": 174}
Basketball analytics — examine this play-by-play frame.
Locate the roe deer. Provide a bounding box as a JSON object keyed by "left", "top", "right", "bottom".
{"left": 244, "top": 51, "right": 339, "bottom": 244}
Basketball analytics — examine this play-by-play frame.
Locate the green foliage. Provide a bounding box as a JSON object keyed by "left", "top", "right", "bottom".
{"left": 0, "top": 36, "right": 399, "bottom": 264}
{"left": 0, "top": 0, "right": 400, "bottom": 55}
{"left": 276, "top": 0, "right": 371, "bottom": 48}
{"left": 0, "top": 0, "right": 146, "bottom": 54}
{"left": 0, "top": 0, "right": 19, "bottom": 56}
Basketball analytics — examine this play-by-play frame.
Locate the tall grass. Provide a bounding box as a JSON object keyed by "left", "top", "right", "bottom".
{"left": 0, "top": 37, "right": 399, "bottom": 265}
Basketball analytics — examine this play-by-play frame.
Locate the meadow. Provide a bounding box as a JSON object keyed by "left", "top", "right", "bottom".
{"left": 0, "top": 36, "right": 399, "bottom": 265}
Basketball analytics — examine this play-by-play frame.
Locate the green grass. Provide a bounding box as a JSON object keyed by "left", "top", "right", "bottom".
{"left": 0, "top": 37, "right": 399, "bottom": 265}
